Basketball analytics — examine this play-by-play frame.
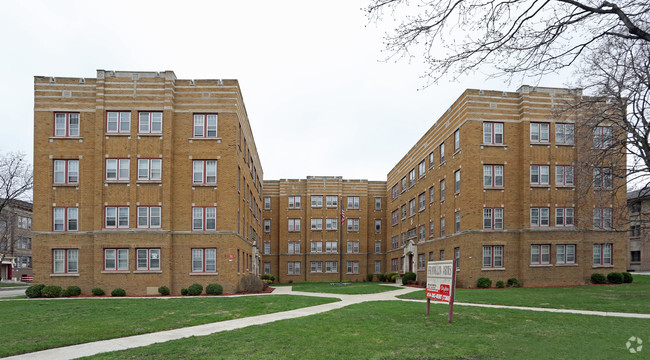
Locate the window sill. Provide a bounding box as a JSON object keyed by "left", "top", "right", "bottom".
{"left": 137, "top": 181, "right": 162, "bottom": 185}
{"left": 133, "top": 270, "right": 163, "bottom": 274}
{"left": 481, "top": 143, "right": 506, "bottom": 147}
{"left": 484, "top": 187, "right": 504, "bottom": 190}
{"left": 190, "top": 272, "right": 219, "bottom": 276}
{"left": 556, "top": 263, "right": 578, "bottom": 267}
{"left": 53, "top": 184, "right": 79, "bottom": 187}
{"left": 192, "top": 184, "right": 217, "bottom": 187}
{"left": 555, "top": 185, "right": 575, "bottom": 189}
{"left": 105, "top": 181, "right": 129, "bottom": 184}
{"left": 137, "top": 133, "right": 162, "bottom": 137}
{"left": 50, "top": 273, "right": 80, "bottom": 277}
{"left": 101, "top": 270, "right": 130, "bottom": 274}
{"left": 481, "top": 267, "right": 506, "bottom": 271}
{"left": 188, "top": 137, "right": 222, "bottom": 143}
{"left": 105, "top": 133, "right": 131, "bottom": 137}
{"left": 530, "top": 142, "right": 551, "bottom": 146}
{"left": 555, "top": 143, "right": 575, "bottom": 146}
{"left": 529, "top": 264, "right": 552, "bottom": 268}
{"left": 592, "top": 265, "right": 614, "bottom": 269}
{"left": 49, "top": 136, "right": 84, "bottom": 140}
{"left": 530, "top": 185, "right": 550, "bottom": 188}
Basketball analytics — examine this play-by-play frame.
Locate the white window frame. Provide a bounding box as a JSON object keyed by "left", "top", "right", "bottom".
{"left": 593, "top": 167, "right": 613, "bottom": 189}
{"left": 483, "top": 208, "right": 503, "bottom": 230}
{"left": 593, "top": 126, "right": 612, "bottom": 149}
{"left": 311, "top": 218, "right": 323, "bottom": 231}
{"left": 106, "top": 159, "right": 130, "bottom": 181}
{"left": 288, "top": 218, "right": 301, "bottom": 232}
{"left": 325, "top": 241, "right": 337, "bottom": 253}
{"left": 530, "top": 122, "right": 550, "bottom": 143}
{"left": 193, "top": 114, "right": 218, "bottom": 138}
{"left": 138, "top": 159, "right": 162, "bottom": 181}
{"left": 288, "top": 196, "right": 301, "bottom": 209}
{"left": 555, "top": 165, "right": 574, "bottom": 186}
{"left": 104, "top": 248, "right": 129, "bottom": 271}
{"left": 555, "top": 208, "right": 574, "bottom": 227}
{"left": 347, "top": 218, "right": 359, "bottom": 232}
{"left": 556, "top": 244, "right": 576, "bottom": 265}
{"left": 326, "top": 261, "right": 338, "bottom": 273}
{"left": 593, "top": 208, "right": 612, "bottom": 229}
{"left": 310, "top": 261, "right": 323, "bottom": 273}
{"left": 593, "top": 243, "right": 613, "bottom": 266}
{"left": 375, "top": 219, "right": 382, "bottom": 233}
{"left": 483, "top": 165, "right": 504, "bottom": 188}
{"left": 440, "top": 180, "right": 446, "bottom": 201}
{"left": 53, "top": 159, "right": 79, "bottom": 185}
{"left": 346, "top": 261, "right": 359, "bottom": 274}
{"left": 105, "top": 206, "right": 129, "bottom": 229}
{"left": 325, "top": 218, "right": 338, "bottom": 231}
{"left": 287, "top": 261, "right": 301, "bottom": 275}
{"left": 440, "top": 143, "right": 445, "bottom": 163}
{"left": 138, "top": 111, "right": 163, "bottom": 134}
{"left": 530, "top": 165, "right": 550, "bottom": 185}
{"left": 454, "top": 130, "right": 460, "bottom": 151}
{"left": 137, "top": 206, "right": 161, "bottom": 229}
{"left": 326, "top": 195, "right": 338, "bottom": 208}
{"left": 192, "top": 160, "right": 217, "bottom": 185}
{"left": 264, "top": 219, "right": 271, "bottom": 233}
{"left": 192, "top": 248, "right": 217, "bottom": 272}
{"left": 555, "top": 123, "right": 574, "bottom": 145}
{"left": 347, "top": 196, "right": 360, "bottom": 209}
{"left": 530, "top": 244, "right": 550, "bottom": 265}
{"left": 347, "top": 241, "right": 359, "bottom": 254}
{"left": 288, "top": 241, "right": 301, "bottom": 254}
{"left": 192, "top": 207, "right": 217, "bottom": 231}
{"left": 54, "top": 112, "right": 80, "bottom": 137}
{"left": 53, "top": 207, "right": 78, "bottom": 232}
{"left": 106, "top": 111, "right": 131, "bottom": 134}
{"left": 530, "top": 207, "right": 550, "bottom": 227}
{"left": 137, "top": 248, "right": 161, "bottom": 271}
{"left": 483, "top": 122, "right": 504, "bottom": 145}
{"left": 264, "top": 197, "right": 271, "bottom": 210}
{"left": 418, "top": 161, "right": 426, "bottom": 178}
{"left": 311, "top": 195, "right": 323, "bottom": 208}
{"left": 53, "top": 249, "right": 78, "bottom": 274}
{"left": 454, "top": 170, "right": 461, "bottom": 193}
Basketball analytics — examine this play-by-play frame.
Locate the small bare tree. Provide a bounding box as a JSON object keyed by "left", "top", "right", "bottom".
{"left": 0, "top": 152, "right": 33, "bottom": 278}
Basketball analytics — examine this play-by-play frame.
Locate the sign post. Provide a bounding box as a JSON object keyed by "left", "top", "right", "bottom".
{"left": 425, "top": 259, "right": 457, "bottom": 323}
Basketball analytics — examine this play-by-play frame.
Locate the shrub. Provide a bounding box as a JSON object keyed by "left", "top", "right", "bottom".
{"left": 591, "top": 273, "right": 607, "bottom": 284}
{"left": 158, "top": 286, "right": 170, "bottom": 296}
{"left": 506, "top": 278, "right": 521, "bottom": 287}
{"left": 377, "top": 273, "right": 386, "bottom": 282}
{"left": 477, "top": 277, "right": 492, "bottom": 288}
{"left": 41, "top": 285, "right": 63, "bottom": 298}
{"left": 261, "top": 274, "right": 271, "bottom": 281}
{"left": 25, "top": 284, "right": 46, "bottom": 298}
{"left": 390, "top": 274, "right": 399, "bottom": 283}
{"left": 187, "top": 283, "right": 203, "bottom": 296}
{"left": 111, "top": 288, "right": 126, "bottom": 297}
{"left": 366, "top": 273, "right": 374, "bottom": 282}
{"left": 607, "top": 272, "right": 624, "bottom": 284}
{"left": 206, "top": 283, "right": 224, "bottom": 295}
{"left": 240, "top": 275, "right": 264, "bottom": 293}
{"left": 622, "top": 272, "right": 634, "bottom": 284}
{"left": 92, "top": 288, "right": 105, "bottom": 296}
{"left": 66, "top": 286, "right": 81, "bottom": 296}
{"left": 496, "top": 280, "right": 505, "bottom": 288}
{"left": 61, "top": 288, "right": 71, "bottom": 297}
{"left": 180, "top": 288, "right": 188, "bottom": 296}
{"left": 402, "top": 272, "right": 417, "bottom": 285}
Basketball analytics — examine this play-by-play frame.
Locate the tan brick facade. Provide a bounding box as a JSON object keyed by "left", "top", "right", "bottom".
{"left": 33, "top": 70, "right": 262, "bottom": 295}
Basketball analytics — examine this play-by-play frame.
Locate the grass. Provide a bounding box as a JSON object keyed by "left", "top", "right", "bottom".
{"left": 0, "top": 295, "right": 338, "bottom": 357}
{"left": 274, "top": 281, "right": 400, "bottom": 294}
{"left": 399, "top": 275, "right": 650, "bottom": 314}
{"left": 0, "top": 283, "right": 29, "bottom": 288}
{"left": 85, "top": 300, "right": 650, "bottom": 359}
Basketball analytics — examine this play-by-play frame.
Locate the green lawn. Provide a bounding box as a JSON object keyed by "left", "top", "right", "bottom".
{"left": 275, "top": 281, "right": 400, "bottom": 294}
{"left": 85, "top": 300, "right": 650, "bottom": 360}
{"left": 0, "top": 283, "right": 28, "bottom": 288}
{"left": 399, "top": 275, "right": 650, "bottom": 314}
{"left": 0, "top": 295, "right": 338, "bottom": 357}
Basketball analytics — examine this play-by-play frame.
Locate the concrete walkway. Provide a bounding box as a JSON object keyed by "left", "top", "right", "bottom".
{"left": 4, "top": 284, "right": 650, "bottom": 360}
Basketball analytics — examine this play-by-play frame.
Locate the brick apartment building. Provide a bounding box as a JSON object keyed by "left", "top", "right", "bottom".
{"left": 264, "top": 87, "right": 627, "bottom": 287}
{"left": 33, "top": 70, "right": 263, "bottom": 294}
{"left": 0, "top": 199, "right": 33, "bottom": 281}
{"left": 628, "top": 189, "right": 650, "bottom": 271}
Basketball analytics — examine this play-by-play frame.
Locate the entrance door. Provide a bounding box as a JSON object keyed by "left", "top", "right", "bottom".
{"left": 408, "top": 254, "right": 413, "bottom": 272}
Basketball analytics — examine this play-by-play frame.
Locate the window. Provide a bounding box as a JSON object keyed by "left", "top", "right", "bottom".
{"left": 555, "top": 123, "right": 574, "bottom": 145}
{"left": 137, "top": 206, "right": 161, "bottom": 228}
{"left": 593, "top": 167, "right": 613, "bottom": 189}
{"left": 391, "top": 258, "right": 398, "bottom": 272}
{"left": 347, "top": 218, "right": 359, "bottom": 232}
{"left": 288, "top": 219, "right": 301, "bottom": 232}
{"left": 138, "top": 112, "right": 162, "bottom": 134}
{"left": 556, "top": 244, "right": 576, "bottom": 265}
{"left": 440, "top": 143, "right": 445, "bottom": 163}
{"left": 454, "top": 170, "right": 461, "bottom": 193}
{"left": 53, "top": 207, "right": 78, "bottom": 231}
{"left": 311, "top": 218, "right": 323, "bottom": 231}
{"left": 137, "top": 159, "right": 162, "bottom": 181}
{"left": 429, "top": 152, "right": 435, "bottom": 168}
{"left": 453, "top": 211, "right": 460, "bottom": 233}
{"left": 418, "top": 193, "right": 426, "bottom": 211}
{"left": 409, "top": 198, "right": 416, "bottom": 216}
{"left": 375, "top": 241, "right": 381, "bottom": 253}
{"left": 429, "top": 252, "right": 434, "bottom": 261}
{"left": 192, "top": 207, "right": 216, "bottom": 231}
{"left": 53, "top": 160, "right": 79, "bottom": 185}
{"left": 451, "top": 129, "right": 460, "bottom": 151}
{"left": 418, "top": 254, "right": 426, "bottom": 270}
{"left": 288, "top": 241, "right": 301, "bottom": 254}
{"left": 593, "top": 243, "right": 613, "bottom": 266}
{"left": 16, "top": 256, "right": 32, "bottom": 268}
{"left": 555, "top": 166, "right": 574, "bottom": 186}
{"left": 326, "top": 195, "right": 338, "bottom": 208}
{"left": 555, "top": 208, "right": 574, "bottom": 227}
{"left": 391, "top": 210, "right": 399, "bottom": 226}
{"left": 440, "top": 217, "right": 445, "bottom": 237}
{"left": 325, "top": 218, "right": 338, "bottom": 230}
{"left": 401, "top": 204, "right": 407, "bottom": 220}
{"left": 105, "top": 206, "right": 129, "bottom": 229}
{"left": 326, "top": 261, "right": 338, "bottom": 273}
{"left": 54, "top": 112, "right": 80, "bottom": 137}
{"left": 287, "top": 261, "right": 301, "bottom": 275}
{"left": 530, "top": 165, "right": 550, "bottom": 185}
{"left": 418, "top": 161, "right": 426, "bottom": 178}
{"left": 483, "top": 122, "right": 504, "bottom": 145}
{"left": 106, "top": 159, "right": 129, "bottom": 181}
{"left": 483, "top": 165, "right": 504, "bottom": 188}
{"left": 429, "top": 221, "right": 434, "bottom": 237}
{"left": 408, "top": 227, "right": 417, "bottom": 240}
{"left": 264, "top": 219, "right": 271, "bottom": 233}
{"left": 264, "top": 262, "right": 271, "bottom": 274}
{"left": 440, "top": 180, "right": 446, "bottom": 201}
{"left": 530, "top": 122, "right": 550, "bottom": 143}
{"left": 347, "top": 241, "right": 359, "bottom": 254}
{"left": 264, "top": 197, "right": 271, "bottom": 210}
{"left": 391, "top": 236, "right": 398, "bottom": 249}
{"left": 440, "top": 250, "right": 445, "bottom": 261}
{"left": 104, "top": 249, "right": 129, "bottom": 271}
{"left": 347, "top": 196, "right": 359, "bottom": 209}
{"left": 310, "top": 261, "right": 323, "bottom": 273}
{"left": 193, "top": 114, "right": 218, "bottom": 138}
{"left": 419, "top": 225, "right": 425, "bottom": 241}
{"left": 429, "top": 186, "right": 434, "bottom": 203}
{"left": 375, "top": 219, "right": 381, "bottom": 232}
{"left": 288, "top": 196, "right": 300, "bottom": 209}
{"left": 401, "top": 177, "right": 407, "bottom": 192}
{"left": 346, "top": 261, "right": 359, "bottom": 274}
{"left": 263, "top": 242, "right": 270, "bottom": 255}
{"left": 192, "top": 160, "right": 217, "bottom": 185}
{"left": 107, "top": 111, "right": 131, "bottom": 134}
{"left": 374, "top": 260, "right": 381, "bottom": 273}
{"left": 593, "top": 208, "right": 612, "bottom": 229}
{"left": 192, "top": 248, "right": 216, "bottom": 272}
{"left": 530, "top": 245, "right": 550, "bottom": 265}
{"left": 325, "top": 241, "right": 337, "bottom": 253}
{"left": 17, "top": 237, "right": 31, "bottom": 249}
{"left": 454, "top": 247, "right": 460, "bottom": 270}
{"left": 530, "top": 208, "right": 550, "bottom": 227}
{"left": 631, "top": 251, "right": 641, "bottom": 262}
{"left": 311, "top": 195, "right": 323, "bottom": 208}
{"left": 408, "top": 169, "right": 416, "bottom": 187}
{"left": 53, "top": 249, "right": 78, "bottom": 274}
{"left": 391, "top": 184, "right": 399, "bottom": 200}
{"left": 17, "top": 216, "right": 31, "bottom": 229}
{"left": 593, "top": 126, "right": 612, "bottom": 149}
{"left": 631, "top": 225, "right": 641, "bottom": 237}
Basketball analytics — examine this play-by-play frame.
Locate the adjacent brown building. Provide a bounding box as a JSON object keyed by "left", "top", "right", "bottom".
{"left": 0, "top": 199, "right": 33, "bottom": 281}
{"left": 628, "top": 189, "right": 650, "bottom": 272}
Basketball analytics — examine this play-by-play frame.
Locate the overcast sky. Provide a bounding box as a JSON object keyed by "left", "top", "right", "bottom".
{"left": 0, "top": 0, "right": 567, "bottom": 181}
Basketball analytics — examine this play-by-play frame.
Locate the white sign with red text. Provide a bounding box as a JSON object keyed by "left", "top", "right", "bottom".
{"left": 426, "top": 260, "right": 454, "bottom": 303}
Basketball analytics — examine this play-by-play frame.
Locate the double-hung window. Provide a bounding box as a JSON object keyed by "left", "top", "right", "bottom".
{"left": 419, "top": 225, "right": 425, "bottom": 241}
{"left": 530, "top": 207, "right": 550, "bottom": 227}
{"left": 311, "top": 242, "right": 322, "bottom": 253}
{"left": 409, "top": 198, "right": 416, "bottom": 216}
{"left": 454, "top": 170, "right": 461, "bottom": 193}
{"left": 455, "top": 211, "right": 461, "bottom": 233}
{"left": 593, "top": 126, "right": 612, "bottom": 149}
{"left": 192, "top": 160, "right": 217, "bottom": 185}
{"left": 375, "top": 219, "right": 381, "bottom": 232}
{"left": 193, "top": 114, "right": 218, "bottom": 138}
{"left": 530, "top": 165, "right": 550, "bottom": 185}
{"left": 408, "top": 169, "right": 416, "bottom": 187}
{"left": 325, "top": 241, "right": 337, "bottom": 253}
{"left": 428, "top": 152, "right": 435, "bottom": 168}
{"left": 483, "top": 245, "right": 503, "bottom": 268}
{"left": 346, "top": 261, "right": 359, "bottom": 274}
{"left": 593, "top": 167, "right": 613, "bottom": 189}
{"left": 192, "top": 248, "right": 216, "bottom": 272}
{"left": 264, "top": 219, "right": 271, "bottom": 233}
{"left": 325, "top": 218, "right": 338, "bottom": 230}
{"left": 53, "top": 207, "right": 78, "bottom": 232}
{"left": 555, "top": 123, "right": 574, "bottom": 145}
{"left": 454, "top": 130, "right": 460, "bottom": 151}
{"left": 53, "top": 249, "right": 78, "bottom": 274}
{"left": 418, "top": 193, "right": 426, "bottom": 211}
{"left": 401, "top": 177, "right": 407, "bottom": 192}
{"left": 192, "top": 207, "right": 216, "bottom": 231}
{"left": 530, "top": 245, "right": 550, "bottom": 265}
{"left": 418, "top": 161, "right": 426, "bottom": 178}
{"left": 440, "top": 180, "right": 446, "bottom": 201}
{"left": 107, "top": 111, "right": 131, "bottom": 134}
{"left": 311, "top": 195, "right": 323, "bottom": 208}
{"left": 440, "top": 217, "right": 446, "bottom": 237}
{"left": 401, "top": 204, "right": 407, "bottom": 220}
{"left": 429, "top": 186, "right": 435, "bottom": 203}
{"left": 555, "top": 208, "right": 574, "bottom": 227}
{"left": 106, "top": 159, "right": 129, "bottom": 181}
{"left": 326, "top": 195, "right": 338, "bottom": 208}
{"left": 391, "top": 210, "right": 399, "bottom": 226}
{"left": 138, "top": 159, "right": 162, "bottom": 181}
{"left": 137, "top": 206, "right": 161, "bottom": 228}
{"left": 137, "top": 248, "right": 161, "bottom": 271}
{"left": 138, "top": 112, "right": 162, "bottom": 134}
{"left": 392, "top": 184, "right": 399, "bottom": 200}
{"left": 347, "top": 241, "right": 359, "bottom": 254}
{"left": 326, "top": 261, "right": 338, "bottom": 273}
{"left": 593, "top": 244, "right": 612, "bottom": 266}
{"left": 288, "top": 242, "right": 301, "bottom": 254}
{"left": 53, "top": 160, "right": 79, "bottom": 185}
{"left": 483, "top": 208, "right": 504, "bottom": 230}
{"left": 104, "top": 249, "right": 129, "bottom": 271}
{"left": 593, "top": 208, "right": 612, "bottom": 229}
{"left": 288, "top": 219, "right": 301, "bottom": 232}
{"left": 347, "top": 196, "right": 359, "bottom": 209}
{"left": 483, "top": 165, "right": 504, "bottom": 188}
{"left": 106, "top": 206, "right": 129, "bottom": 228}
{"left": 555, "top": 165, "right": 574, "bottom": 186}
{"left": 264, "top": 197, "right": 271, "bottom": 210}
{"left": 287, "top": 261, "right": 301, "bottom": 274}
{"left": 311, "top": 218, "right": 323, "bottom": 231}
{"left": 530, "top": 123, "right": 550, "bottom": 143}
{"left": 440, "top": 143, "right": 445, "bottom": 163}
{"left": 54, "top": 112, "right": 80, "bottom": 137}
{"left": 483, "top": 122, "right": 504, "bottom": 145}
{"left": 556, "top": 244, "right": 576, "bottom": 265}
{"left": 347, "top": 218, "right": 359, "bottom": 232}
{"left": 311, "top": 261, "right": 323, "bottom": 273}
